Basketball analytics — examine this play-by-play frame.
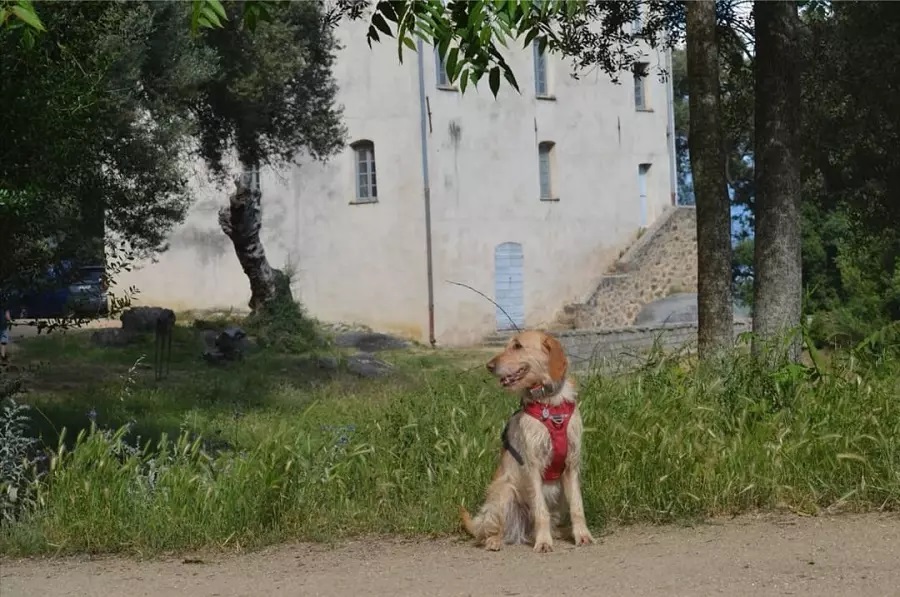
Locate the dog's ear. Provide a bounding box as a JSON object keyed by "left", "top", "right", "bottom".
{"left": 542, "top": 334, "right": 567, "bottom": 382}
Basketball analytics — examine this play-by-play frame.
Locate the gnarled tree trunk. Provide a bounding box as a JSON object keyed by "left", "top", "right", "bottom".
{"left": 752, "top": 0, "right": 802, "bottom": 363}
{"left": 218, "top": 166, "right": 289, "bottom": 311}
{"left": 686, "top": 0, "right": 733, "bottom": 360}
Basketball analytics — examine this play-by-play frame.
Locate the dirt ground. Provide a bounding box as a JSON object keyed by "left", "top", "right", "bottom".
{"left": 3, "top": 513, "right": 899, "bottom": 597}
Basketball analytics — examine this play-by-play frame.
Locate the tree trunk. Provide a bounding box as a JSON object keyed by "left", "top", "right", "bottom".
{"left": 752, "top": 0, "right": 802, "bottom": 363}
{"left": 686, "top": 0, "right": 734, "bottom": 360}
{"left": 218, "top": 165, "right": 288, "bottom": 311}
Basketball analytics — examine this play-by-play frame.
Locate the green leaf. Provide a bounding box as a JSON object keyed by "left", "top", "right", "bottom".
{"left": 10, "top": 3, "right": 44, "bottom": 32}
{"left": 371, "top": 12, "right": 394, "bottom": 38}
{"left": 459, "top": 71, "right": 469, "bottom": 93}
{"left": 206, "top": 0, "right": 227, "bottom": 21}
{"left": 381, "top": 2, "right": 400, "bottom": 23}
{"left": 367, "top": 25, "right": 381, "bottom": 47}
{"left": 489, "top": 66, "right": 501, "bottom": 97}
{"left": 437, "top": 36, "right": 450, "bottom": 60}
{"left": 446, "top": 47, "right": 459, "bottom": 81}
{"left": 503, "top": 65, "right": 520, "bottom": 92}
{"left": 402, "top": 35, "right": 417, "bottom": 52}
{"left": 201, "top": 6, "right": 222, "bottom": 28}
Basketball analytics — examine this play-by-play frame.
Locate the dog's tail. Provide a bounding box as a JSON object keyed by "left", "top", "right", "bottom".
{"left": 458, "top": 505, "right": 478, "bottom": 537}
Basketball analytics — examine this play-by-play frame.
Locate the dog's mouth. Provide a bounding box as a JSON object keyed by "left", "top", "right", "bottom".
{"left": 499, "top": 365, "right": 529, "bottom": 388}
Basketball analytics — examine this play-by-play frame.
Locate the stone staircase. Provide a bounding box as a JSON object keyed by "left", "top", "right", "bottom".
{"left": 553, "top": 206, "right": 698, "bottom": 330}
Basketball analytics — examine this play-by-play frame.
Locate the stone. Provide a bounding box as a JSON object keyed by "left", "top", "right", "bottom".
{"left": 334, "top": 331, "right": 409, "bottom": 352}
{"left": 346, "top": 352, "right": 393, "bottom": 378}
{"left": 214, "top": 326, "right": 249, "bottom": 361}
{"left": 89, "top": 328, "right": 135, "bottom": 347}
{"left": 316, "top": 355, "right": 340, "bottom": 371}
{"left": 121, "top": 306, "right": 176, "bottom": 334}
{"left": 200, "top": 326, "right": 252, "bottom": 365}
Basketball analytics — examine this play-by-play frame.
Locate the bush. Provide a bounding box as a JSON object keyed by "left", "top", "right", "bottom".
{"left": 243, "top": 269, "right": 330, "bottom": 355}
{"left": 0, "top": 393, "right": 41, "bottom": 524}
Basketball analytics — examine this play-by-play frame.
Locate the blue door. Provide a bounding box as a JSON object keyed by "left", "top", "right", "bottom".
{"left": 494, "top": 242, "right": 525, "bottom": 331}
{"left": 638, "top": 163, "right": 651, "bottom": 226}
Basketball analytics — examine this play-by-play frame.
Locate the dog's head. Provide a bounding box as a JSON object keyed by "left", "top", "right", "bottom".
{"left": 485, "top": 330, "right": 568, "bottom": 394}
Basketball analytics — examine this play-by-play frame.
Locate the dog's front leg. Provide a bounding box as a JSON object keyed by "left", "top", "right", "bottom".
{"left": 528, "top": 471, "right": 554, "bottom": 553}
{"left": 562, "top": 467, "right": 594, "bottom": 546}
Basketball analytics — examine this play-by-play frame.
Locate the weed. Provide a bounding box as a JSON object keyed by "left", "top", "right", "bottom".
{"left": 0, "top": 396, "right": 41, "bottom": 523}
{"left": 0, "top": 331, "right": 898, "bottom": 556}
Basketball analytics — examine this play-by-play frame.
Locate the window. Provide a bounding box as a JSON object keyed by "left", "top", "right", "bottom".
{"left": 533, "top": 40, "right": 549, "bottom": 97}
{"left": 351, "top": 140, "right": 377, "bottom": 202}
{"left": 633, "top": 62, "right": 649, "bottom": 110}
{"left": 632, "top": 1, "right": 643, "bottom": 34}
{"left": 538, "top": 141, "right": 556, "bottom": 200}
{"left": 435, "top": 47, "right": 451, "bottom": 88}
{"left": 638, "top": 163, "right": 651, "bottom": 226}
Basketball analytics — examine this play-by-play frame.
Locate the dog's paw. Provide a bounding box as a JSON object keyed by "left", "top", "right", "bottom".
{"left": 533, "top": 538, "right": 554, "bottom": 553}
{"left": 573, "top": 528, "right": 595, "bottom": 546}
{"left": 484, "top": 536, "right": 504, "bottom": 551}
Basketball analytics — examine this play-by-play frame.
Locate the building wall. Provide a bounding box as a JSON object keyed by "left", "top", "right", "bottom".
{"left": 117, "top": 20, "right": 674, "bottom": 347}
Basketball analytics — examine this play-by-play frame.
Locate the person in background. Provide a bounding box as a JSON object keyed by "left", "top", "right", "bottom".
{"left": 1, "top": 304, "right": 10, "bottom": 362}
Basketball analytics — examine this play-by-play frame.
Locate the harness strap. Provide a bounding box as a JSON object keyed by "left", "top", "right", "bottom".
{"left": 501, "top": 413, "right": 525, "bottom": 466}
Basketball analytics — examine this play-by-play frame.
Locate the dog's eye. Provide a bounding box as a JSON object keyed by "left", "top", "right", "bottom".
{"left": 512, "top": 341, "right": 522, "bottom": 350}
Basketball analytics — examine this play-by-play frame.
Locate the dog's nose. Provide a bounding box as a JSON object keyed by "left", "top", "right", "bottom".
{"left": 486, "top": 359, "right": 496, "bottom": 373}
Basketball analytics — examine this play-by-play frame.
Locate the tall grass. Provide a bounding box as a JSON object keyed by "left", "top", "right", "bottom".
{"left": 1, "top": 344, "right": 898, "bottom": 556}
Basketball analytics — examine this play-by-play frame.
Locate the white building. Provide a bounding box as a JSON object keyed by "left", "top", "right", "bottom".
{"left": 119, "top": 20, "right": 677, "bottom": 347}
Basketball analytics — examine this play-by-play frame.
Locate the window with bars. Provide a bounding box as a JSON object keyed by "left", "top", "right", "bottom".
{"left": 538, "top": 141, "right": 556, "bottom": 200}
{"left": 633, "top": 61, "right": 649, "bottom": 110}
{"left": 533, "top": 40, "right": 549, "bottom": 97}
{"left": 351, "top": 140, "right": 377, "bottom": 202}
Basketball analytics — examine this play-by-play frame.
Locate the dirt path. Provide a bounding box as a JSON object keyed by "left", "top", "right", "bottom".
{"left": 3, "top": 513, "right": 898, "bottom": 597}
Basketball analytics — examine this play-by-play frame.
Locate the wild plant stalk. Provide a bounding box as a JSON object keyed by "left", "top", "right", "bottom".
{"left": 1, "top": 338, "right": 897, "bottom": 555}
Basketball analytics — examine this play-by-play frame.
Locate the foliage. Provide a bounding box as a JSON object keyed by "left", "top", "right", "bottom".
{"left": 2, "top": 0, "right": 344, "bottom": 323}
{"left": 1, "top": 332, "right": 898, "bottom": 555}
{"left": 0, "top": 394, "right": 41, "bottom": 523}
{"left": 0, "top": 1, "right": 215, "bottom": 310}
{"left": 243, "top": 271, "right": 330, "bottom": 355}
{"left": 191, "top": 0, "right": 345, "bottom": 177}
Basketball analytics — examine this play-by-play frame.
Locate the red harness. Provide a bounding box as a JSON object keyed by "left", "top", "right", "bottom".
{"left": 523, "top": 397, "right": 576, "bottom": 482}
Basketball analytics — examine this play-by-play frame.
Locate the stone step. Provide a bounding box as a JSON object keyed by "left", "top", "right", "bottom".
{"left": 482, "top": 332, "right": 513, "bottom": 347}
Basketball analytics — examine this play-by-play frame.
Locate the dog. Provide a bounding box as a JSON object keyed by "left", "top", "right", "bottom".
{"left": 460, "top": 330, "right": 594, "bottom": 553}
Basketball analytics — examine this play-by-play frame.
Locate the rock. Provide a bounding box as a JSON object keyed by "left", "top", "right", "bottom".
{"left": 90, "top": 328, "right": 134, "bottom": 347}
{"left": 334, "top": 331, "right": 409, "bottom": 352}
{"left": 202, "top": 349, "right": 229, "bottom": 366}
{"left": 121, "top": 306, "right": 176, "bottom": 334}
{"left": 316, "top": 355, "right": 340, "bottom": 371}
{"left": 215, "top": 326, "right": 249, "bottom": 360}
{"left": 346, "top": 352, "right": 393, "bottom": 378}
{"left": 201, "top": 326, "right": 250, "bottom": 365}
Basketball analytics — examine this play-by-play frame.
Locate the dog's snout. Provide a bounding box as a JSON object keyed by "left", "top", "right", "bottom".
{"left": 486, "top": 358, "right": 496, "bottom": 373}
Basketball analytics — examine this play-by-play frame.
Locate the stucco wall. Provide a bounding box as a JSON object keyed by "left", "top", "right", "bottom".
{"left": 116, "top": 20, "right": 674, "bottom": 347}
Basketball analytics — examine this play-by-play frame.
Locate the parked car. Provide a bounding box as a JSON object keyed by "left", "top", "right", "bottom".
{"left": 10, "top": 264, "right": 109, "bottom": 320}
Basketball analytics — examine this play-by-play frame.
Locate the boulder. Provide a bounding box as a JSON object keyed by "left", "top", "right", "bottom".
{"left": 334, "top": 331, "right": 410, "bottom": 352}
{"left": 346, "top": 352, "right": 393, "bottom": 378}
{"left": 121, "top": 306, "right": 176, "bottom": 334}
{"left": 201, "top": 326, "right": 250, "bottom": 365}
{"left": 90, "top": 328, "right": 134, "bottom": 347}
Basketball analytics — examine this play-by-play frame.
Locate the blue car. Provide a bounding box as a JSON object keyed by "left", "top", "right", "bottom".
{"left": 10, "top": 264, "right": 109, "bottom": 320}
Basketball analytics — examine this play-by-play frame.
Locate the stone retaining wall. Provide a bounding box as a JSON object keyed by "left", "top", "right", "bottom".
{"left": 557, "top": 319, "right": 752, "bottom": 371}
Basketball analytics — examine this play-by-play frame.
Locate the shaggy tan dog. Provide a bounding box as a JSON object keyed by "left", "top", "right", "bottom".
{"left": 460, "top": 330, "right": 594, "bottom": 553}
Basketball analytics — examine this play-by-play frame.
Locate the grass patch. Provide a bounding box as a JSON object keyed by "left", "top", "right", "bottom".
{"left": 1, "top": 330, "right": 898, "bottom": 556}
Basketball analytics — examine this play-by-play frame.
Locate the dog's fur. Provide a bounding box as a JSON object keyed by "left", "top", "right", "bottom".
{"left": 460, "top": 330, "right": 594, "bottom": 553}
